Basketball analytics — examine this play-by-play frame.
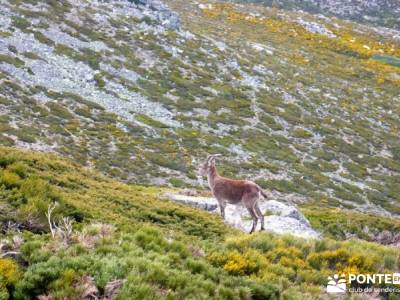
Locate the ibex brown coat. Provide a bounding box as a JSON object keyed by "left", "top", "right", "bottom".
{"left": 200, "top": 154, "right": 267, "bottom": 233}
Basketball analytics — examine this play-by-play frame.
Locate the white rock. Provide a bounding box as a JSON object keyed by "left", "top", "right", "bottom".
{"left": 164, "top": 193, "right": 218, "bottom": 211}
{"left": 164, "top": 194, "right": 320, "bottom": 239}
{"left": 198, "top": 4, "right": 212, "bottom": 10}
{"left": 296, "top": 18, "right": 336, "bottom": 38}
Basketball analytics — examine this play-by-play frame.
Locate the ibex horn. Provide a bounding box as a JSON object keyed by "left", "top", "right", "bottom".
{"left": 206, "top": 154, "right": 222, "bottom": 164}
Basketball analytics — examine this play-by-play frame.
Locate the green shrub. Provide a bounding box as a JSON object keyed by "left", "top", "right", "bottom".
{"left": 247, "top": 281, "right": 279, "bottom": 300}
{"left": 6, "top": 162, "right": 28, "bottom": 178}
{"left": 0, "top": 54, "right": 25, "bottom": 68}
{"left": 48, "top": 269, "right": 85, "bottom": 300}
{"left": 33, "top": 31, "right": 55, "bottom": 46}
{"left": 0, "top": 278, "right": 9, "bottom": 300}
{"left": 169, "top": 177, "right": 185, "bottom": 188}
{"left": 281, "top": 287, "right": 307, "bottom": 300}
{"left": 47, "top": 102, "right": 74, "bottom": 120}
{"left": 0, "top": 170, "right": 21, "bottom": 188}
{"left": 22, "top": 52, "right": 41, "bottom": 60}
{"left": 292, "top": 128, "right": 313, "bottom": 139}
{"left": 118, "top": 274, "right": 160, "bottom": 300}
{"left": 133, "top": 226, "right": 168, "bottom": 252}
{"left": 14, "top": 130, "right": 37, "bottom": 143}
{"left": 136, "top": 114, "right": 169, "bottom": 128}
{"left": 94, "top": 73, "right": 106, "bottom": 88}
{"left": 0, "top": 155, "right": 18, "bottom": 169}
{"left": 302, "top": 207, "right": 400, "bottom": 242}
{"left": 11, "top": 16, "right": 31, "bottom": 30}
{"left": 14, "top": 257, "right": 64, "bottom": 299}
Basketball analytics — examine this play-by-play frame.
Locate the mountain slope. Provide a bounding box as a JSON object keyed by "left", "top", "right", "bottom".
{"left": 1, "top": 147, "right": 400, "bottom": 299}
{"left": 233, "top": 0, "right": 400, "bottom": 30}
{"left": 2, "top": 0, "right": 400, "bottom": 218}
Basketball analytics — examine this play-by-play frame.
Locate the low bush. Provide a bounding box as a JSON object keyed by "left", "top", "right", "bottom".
{"left": 302, "top": 207, "right": 400, "bottom": 242}
{"left": 207, "top": 232, "right": 399, "bottom": 297}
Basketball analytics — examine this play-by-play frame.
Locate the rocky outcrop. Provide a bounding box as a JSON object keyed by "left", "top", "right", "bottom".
{"left": 131, "top": 0, "right": 181, "bottom": 30}
{"left": 164, "top": 193, "right": 320, "bottom": 239}
{"left": 296, "top": 18, "right": 336, "bottom": 38}
{"left": 374, "top": 230, "right": 400, "bottom": 247}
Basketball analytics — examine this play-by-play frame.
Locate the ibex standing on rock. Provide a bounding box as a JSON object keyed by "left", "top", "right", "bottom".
{"left": 199, "top": 154, "right": 268, "bottom": 233}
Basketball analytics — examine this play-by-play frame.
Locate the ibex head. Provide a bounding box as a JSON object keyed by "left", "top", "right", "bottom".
{"left": 199, "top": 154, "right": 222, "bottom": 176}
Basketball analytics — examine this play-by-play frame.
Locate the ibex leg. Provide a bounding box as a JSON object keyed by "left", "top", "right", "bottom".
{"left": 217, "top": 199, "right": 226, "bottom": 220}
{"left": 254, "top": 203, "right": 265, "bottom": 231}
{"left": 243, "top": 194, "right": 258, "bottom": 234}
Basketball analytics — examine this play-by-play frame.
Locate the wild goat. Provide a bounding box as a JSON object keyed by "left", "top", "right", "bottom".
{"left": 199, "top": 154, "right": 267, "bottom": 233}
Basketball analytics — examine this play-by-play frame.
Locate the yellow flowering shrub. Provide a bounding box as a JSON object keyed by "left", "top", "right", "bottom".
{"left": 362, "top": 60, "right": 400, "bottom": 86}
{"left": 0, "top": 258, "right": 20, "bottom": 285}
{"left": 279, "top": 257, "right": 307, "bottom": 271}
{"left": 223, "top": 251, "right": 251, "bottom": 275}
{"left": 307, "top": 248, "right": 378, "bottom": 273}
{"left": 207, "top": 228, "right": 398, "bottom": 299}
{"left": 266, "top": 246, "right": 303, "bottom": 263}
{"left": 307, "top": 248, "right": 350, "bottom": 270}
{"left": 208, "top": 249, "right": 267, "bottom": 275}
{"left": 202, "top": 2, "right": 400, "bottom": 88}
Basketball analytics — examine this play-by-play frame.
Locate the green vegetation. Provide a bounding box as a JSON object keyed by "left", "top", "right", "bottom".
{"left": 0, "top": 258, "right": 21, "bottom": 300}
{"left": 0, "top": 147, "right": 228, "bottom": 239}
{"left": 169, "top": 177, "right": 186, "bottom": 188}
{"left": 94, "top": 73, "right": 106, "bottom": 88}
{"left": 208, "top": 233, "right": 400, "bottom": 297}
{"left": 0, "top": 147, "right": 400, "bottom": 299}
{"left": 233, "top": 0, "right": 400, "bottom": 30}
{"left": 11, "top": 16, "right": 31, "bottom": 31}
{"left": 302, "top": 207, "right": 400, "bottom": 242}
{"left": 0, "top": 54, "right": 25, "bottom": 68}
{"left": 33, "top": 31, "right": 55, "bottom": 46}
{"left": 21, "top": 51, "right": 41, "bottom": 60}
{"left": 372, "top": 55, "right": 400, "bottom": 68}
{"left": 136, "top": 114, "right": 170, "bottom": 128}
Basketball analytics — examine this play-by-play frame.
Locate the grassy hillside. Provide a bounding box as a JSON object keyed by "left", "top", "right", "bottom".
{"left": 1, "top": 147, "right": 400, "bottom": 299}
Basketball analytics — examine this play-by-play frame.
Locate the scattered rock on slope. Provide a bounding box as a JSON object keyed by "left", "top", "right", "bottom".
{"left": 164, "top": 193, "right": 320, "bottom": 239}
